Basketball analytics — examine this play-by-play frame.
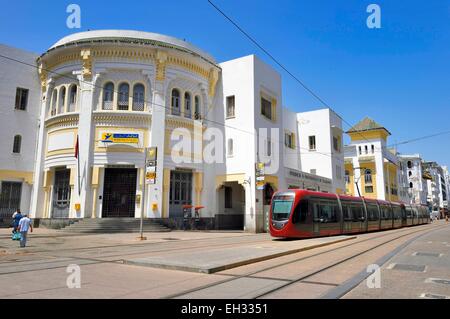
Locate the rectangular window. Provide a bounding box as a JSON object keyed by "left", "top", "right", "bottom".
{"left": 224, "top": 186, "right": 232, "bottom": 209}
{"left": 333, "top": 136, "right": 340, "bottom": 152}
{"left": 0, "top": 182, "right": 22, "bottom": 214}
{"left": 365, "top": 186, "right": 374, "bottom": 193}
{"left": 371, "top": 145, "right": 375, "bottom": 154}
{"left": 309, "top": 136, "right": 316, "bottom": 151}
{"left": 285, "top": 132, "right": 295, "bottom": 149}
{"left": 226, "top": 96, "right": 235, "bottom": 118}
{"left": 261, "top": 97, "right": 272, "bottom": 120}
{"left": 365, "top": 145, "right": 368, "bottom": 154}
{"left": 310, "top": 169, "right": 317, "bottom": 175}
{"left": 358, "top": 146, "right": 362, "bottom": 155}
{"left": 15, "top": 88, "right": 29, "bottom": 111}
{"left": 227, "top": 139, "right": 234, "bottom": 157}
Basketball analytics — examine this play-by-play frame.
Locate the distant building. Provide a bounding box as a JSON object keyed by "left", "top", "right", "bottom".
{"left": 397, "top": 154, "right": 429, "bottom": 205}
{"left": 423, "top": 161, "right": 447, "bottom": 214}
{"left": 344, "top": 117, "right": 399, "bottom": 201}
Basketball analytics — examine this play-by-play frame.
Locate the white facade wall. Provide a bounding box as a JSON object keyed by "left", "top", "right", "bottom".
{"left": 0, "top": 44, "right": 40, "bottom": 215}
{"left": 297, "top": 108, "right": 344, "bottom": 193}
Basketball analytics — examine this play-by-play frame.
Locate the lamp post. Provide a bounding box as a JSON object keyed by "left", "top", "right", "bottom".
{"left": 353, "top": 167, "right": 366, "bottom": 197}
{"left": 139, "top": 146, "right": 148, "bottom": 240}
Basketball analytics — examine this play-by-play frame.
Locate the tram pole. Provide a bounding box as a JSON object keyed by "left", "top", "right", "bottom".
{"left": 139, "top": 147, "right": 148, "bottom": 240}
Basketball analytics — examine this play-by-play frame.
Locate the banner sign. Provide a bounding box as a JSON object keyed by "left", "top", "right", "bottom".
{"left": 101, "top": 133, "right": 139, "bottom": 144}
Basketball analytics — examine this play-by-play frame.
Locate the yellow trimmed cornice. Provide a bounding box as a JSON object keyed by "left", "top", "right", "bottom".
{"left": 42, "top": 47, "right": 214, "bottom": 83}
{"left": 45, "top": 113, "right": 80, "bottom": 129}
{"left": 215, "top": 174, "right": 246, "bottom": 189}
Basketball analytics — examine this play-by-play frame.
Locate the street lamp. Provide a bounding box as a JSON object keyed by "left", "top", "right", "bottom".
{"left": 353, "top": 167, "right": 367, "bottom": 197}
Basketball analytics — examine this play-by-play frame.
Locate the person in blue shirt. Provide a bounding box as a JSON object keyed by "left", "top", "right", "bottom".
{"left": 17, "top": 214, "right": 33, "bottom": 248}
{"left": 12, "top": 209, "right": 23, "bottom": 234}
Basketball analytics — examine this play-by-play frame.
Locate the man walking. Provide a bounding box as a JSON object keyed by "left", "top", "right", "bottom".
{"left": 17, "top": 214, "right": 33, "bottom": 248}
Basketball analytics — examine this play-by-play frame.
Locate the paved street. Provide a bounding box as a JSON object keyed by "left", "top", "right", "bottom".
{"left": 0, "top": 221, "right": 449, "bottom": 299}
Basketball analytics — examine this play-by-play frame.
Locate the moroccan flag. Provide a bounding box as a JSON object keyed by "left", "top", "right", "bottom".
{"left": 75, "top": 135, "right": 79, "bottom": 159}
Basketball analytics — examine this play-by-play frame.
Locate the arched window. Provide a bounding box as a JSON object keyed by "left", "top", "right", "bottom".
{"left": 58, "top": 87, "right": 66, "bottom": 114}
{"left": 13, "top": 135, "right": 21, "bottom": 154}
{"left": 118, "top": 83, "right": 129, "bottom": 110}
{"left": 364, "top": 169, "right": 372, "bottom": 184}
{"left": 68, "top": 85, "right": 77, "bottom": 112}
{"left": 171, "top": 89, "right": 180, "bottom": 115}
{"left": 410, "top": 182, "right": 413, "bottom": 188}
{"left": 50, "top": 89, "right": 57, "bottom": 116}
{"left": 184, "top": 92, "right": 191, "bottom": 118}
{"left": 194, "top": 96, "right": 201, "bottom": 119}
{"left": 103, "top": 82, "right": 114, "bottom": 110}
{"left": 345, "top": 170, "right": 350, "bottom": 184}
{"left": 407, "top": 161, "right": 412, "bottom": 169}
{"left": 132, "top": 84, "right": 145, "bottom": 111}
{"left": 408, "top": 171, "right": 412, "bottom": 177}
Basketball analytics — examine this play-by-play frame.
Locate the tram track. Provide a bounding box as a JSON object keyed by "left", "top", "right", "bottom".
{"left": 163, "top": 224, "right": 445, "bottom": 299}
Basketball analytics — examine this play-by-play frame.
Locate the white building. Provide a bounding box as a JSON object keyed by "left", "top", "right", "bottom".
{"left": 297, "top": 108, "right": 345, "bottom": 194}
{"left": 423, "top": 161, "right": 447, "bottom": 214}
{"left": 0, "top": 30, "right": 344, "bottom": 232}
{"left": 0, "top": 44, "right": 40, "bottom": 222}
{"left": 397, "top": 154, "right": 429, "bottom": 205}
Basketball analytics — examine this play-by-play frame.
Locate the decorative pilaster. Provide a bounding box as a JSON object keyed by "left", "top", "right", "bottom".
{"left": 208, "top": 68, "right": 219, "bottom": 97}
{"left": 155, "top": 50, "right": 168, "bottom": 81}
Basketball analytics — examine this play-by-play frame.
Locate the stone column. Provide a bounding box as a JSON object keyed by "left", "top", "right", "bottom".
{"left": 147, "top": 80, "right": 167, "bottom": 218}
{"left": 74, "top": 50, "right": 98, "bottom": 218}
{"left": 375, "top": 152, "right": 386, "bottom": 200}
{"left": 30, "top": 76, "right": 53, "bottom": 218}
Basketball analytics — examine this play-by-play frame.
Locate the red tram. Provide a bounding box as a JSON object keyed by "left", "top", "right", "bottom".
{"left": 269, "top": 189, "right": 430, "bottom": 238}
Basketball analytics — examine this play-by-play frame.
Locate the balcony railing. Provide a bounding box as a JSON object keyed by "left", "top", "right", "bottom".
{"left": 132, "top": 101, "right": 145, "bottom": 111}
{"left": 103, "top": 101, "right": 114, "bottom": 110}
{"left": 117, "top": 100, "right": 129, "bottom": 110}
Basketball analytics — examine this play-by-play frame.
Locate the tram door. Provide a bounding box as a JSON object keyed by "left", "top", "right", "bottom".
{"left": 52, "top": 169, "right": 71, "bottom": 218}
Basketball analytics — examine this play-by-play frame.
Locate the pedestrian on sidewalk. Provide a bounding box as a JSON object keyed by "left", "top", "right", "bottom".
{"left": 17, "top": 214, "right": 33, "bottom": 248}
{"left": 11, "top": 209, "right": 23, "bottom": 234}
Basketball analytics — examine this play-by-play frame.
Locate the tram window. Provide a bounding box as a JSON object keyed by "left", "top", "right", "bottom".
{"left": 381, "top": 206, "right": 391, "bottom": 220}
{"left": 405, "top": 207, "right": 413, "bottom": 218}
{"left": 272, "top": 196, "right": 294, "bottom": 221}
{"left": 293, "top": 199, "right": 308, "bottom": 223}
{"left": 393, "top": 206, "right": 401, "bottom": 219}
{"left": 342, "top": 204, "right": 352, "bottom": 221}
{"left": 351, "top": 204, "right": 365, "bottom": 222}
{"left": 318, "top": 201, "right": 338, "bottom": 223}
{"left": 367, "top": 205, "right": 379, "bottom": 221}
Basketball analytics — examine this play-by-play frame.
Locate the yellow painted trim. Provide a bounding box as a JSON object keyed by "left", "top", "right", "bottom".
{"left": 215, "top": 174, "right": 246, "bottom": 189}
{"left": 264, "top": 175, "right": 279, "bottom": 190}
{"left": 0, "top": 170, "right": 34, "bottom": 184}
{"left": 348, "top": 129, "right": 389, "bottom": 142}
{"left": 162, "top": 168, "right": 171, "bottom": 218}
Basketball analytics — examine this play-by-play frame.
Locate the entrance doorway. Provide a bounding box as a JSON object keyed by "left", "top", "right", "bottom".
{"left": 102, "top": 168, "right": 137, "bottom": 218}
{"left": 0, "top": 181, "right": 22, "bottom": 219}
{"left": 169, "top": 171, "right": 193, "bottom": 217}
{"left": 52, "top": 169, "right": 71, "bottom": 218}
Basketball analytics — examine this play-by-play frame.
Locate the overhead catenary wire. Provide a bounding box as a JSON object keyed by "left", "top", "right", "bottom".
{"left": 206, "top": 0, "right": 415, "bottom": 158}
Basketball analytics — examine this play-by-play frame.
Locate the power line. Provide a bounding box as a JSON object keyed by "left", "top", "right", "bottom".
{"left": 206, "top": 0, "right": 391, "bottom": 151}
{"left": 0, "top": 53, "right": 344, "bottom": 164}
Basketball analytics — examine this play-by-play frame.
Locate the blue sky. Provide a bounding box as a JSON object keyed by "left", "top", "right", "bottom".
{"left": 1, "top": 0, "right": 449, "bottom": 166}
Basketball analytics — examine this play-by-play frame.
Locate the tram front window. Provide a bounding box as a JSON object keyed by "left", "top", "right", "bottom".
{"left": 272, "top": 195, "right": 294, "bottom": 221}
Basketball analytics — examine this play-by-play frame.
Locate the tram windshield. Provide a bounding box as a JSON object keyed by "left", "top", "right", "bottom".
{"left": 272, "top": 195, "right": 294, "bottom": 221}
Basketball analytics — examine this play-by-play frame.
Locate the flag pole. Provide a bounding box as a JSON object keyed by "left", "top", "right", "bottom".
{"left": 76, "top": 135, "right": 81, "bottom": 196}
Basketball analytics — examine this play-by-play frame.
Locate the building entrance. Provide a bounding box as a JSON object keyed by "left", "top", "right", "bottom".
{"left": 102, "top": 168, "right": 137, "bottom": 218}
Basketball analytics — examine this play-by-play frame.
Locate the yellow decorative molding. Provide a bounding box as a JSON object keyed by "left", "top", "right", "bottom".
{"left": 208, "top": 68, "right": 219, "bottom": 97}
{"left": 0, "top": 170, "right": 34, "bottom": 184}
{"left": 155, "top": 50, "right": 168, "bottom": 81}
{"left": 81, "top": 49, "right": 93, "bottom": 80}
{"left": 264, "top": 175, "right": 279, "bottom": 189}
{"left": 162, "top": 168, "right": 171, "bottom": 218}
{"left": 38, "top": 62, "right": 48, "bottom": 93}
{"left": 43, "top": 170, "right": 54, "bottom": 188}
